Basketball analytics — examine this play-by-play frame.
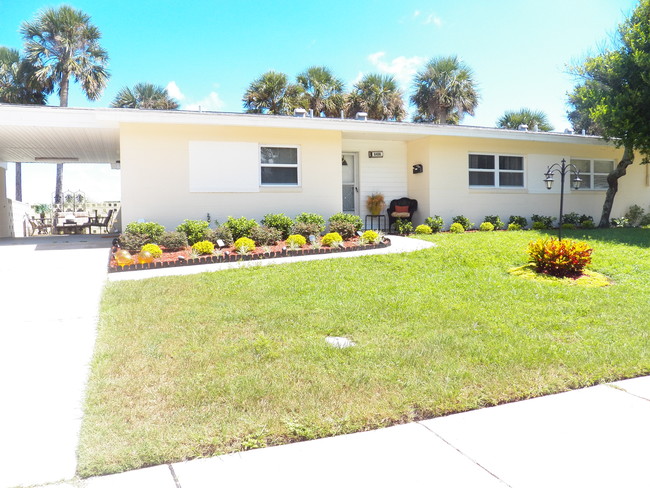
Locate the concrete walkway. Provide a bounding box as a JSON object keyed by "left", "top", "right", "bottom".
{"left": 0, "top": 235, "right": 112, "bottom": 488}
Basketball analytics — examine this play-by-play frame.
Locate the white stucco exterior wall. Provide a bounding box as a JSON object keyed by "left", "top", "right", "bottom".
{"left": 0, "top": 164, "right": 10, "bottom": 237}
{"left": 119, "top": 123, "right": 343, "bottom": 230}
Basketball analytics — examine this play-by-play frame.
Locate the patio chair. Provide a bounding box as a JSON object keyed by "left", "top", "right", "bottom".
{"left": 27, "top": 216, "right": 51, "bottom": 235}
{"left": 388, "top": 197, "right": 418, "bottom": 231}
{"left": 89, "top": 209, "right": 115, "bottom": 233}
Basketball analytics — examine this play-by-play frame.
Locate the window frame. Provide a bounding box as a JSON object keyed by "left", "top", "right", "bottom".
{"left": 569, "top": 158, "right": 614, "bottom": 191}
{"left": 259, "top": 144, "right": 301, "bottom": 187}
{"left": 468, "top": 153, "right": 525, "bottom": 189}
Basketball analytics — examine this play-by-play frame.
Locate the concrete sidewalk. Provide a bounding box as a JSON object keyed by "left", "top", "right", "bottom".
{"left": 74, "top": 376, "right": 650, "bottom": 488}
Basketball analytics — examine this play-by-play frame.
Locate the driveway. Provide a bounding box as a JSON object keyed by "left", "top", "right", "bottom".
{"left": 0, "top": 235, "right": 111, "bottom": 488}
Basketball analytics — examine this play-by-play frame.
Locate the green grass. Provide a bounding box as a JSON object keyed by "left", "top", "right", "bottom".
{"left": 78, "top": 228, "right": 650, "bottom": 477}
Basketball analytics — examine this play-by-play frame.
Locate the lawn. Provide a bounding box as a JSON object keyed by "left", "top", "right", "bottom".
{"left": 77, "top": 229, "right": 650, "bottom": 477}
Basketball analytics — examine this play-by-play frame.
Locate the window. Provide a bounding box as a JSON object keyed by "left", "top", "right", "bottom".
{"left": 260, "top": 146, "right": 299, "bottom": 185}
{"left": 570, "top": 159, "right": 613, "bottom": 190}
{"left": 469, "top": 154, "right": 524, "bottom": 188}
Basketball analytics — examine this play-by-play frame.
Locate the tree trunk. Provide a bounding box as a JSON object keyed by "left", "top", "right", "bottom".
{"left": 55, "top": 163, "right": 63, "bottom": 205}
{"left": 54, "top": 73, "right": 69, "bottom": 205}
{"left": 598, "top": 146, "right": 634, "bottom": 227}
{"left": 15, "top": 162, "right": 22, "bottom": 202}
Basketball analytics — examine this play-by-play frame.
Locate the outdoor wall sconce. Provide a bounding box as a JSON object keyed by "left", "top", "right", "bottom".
{"left": 412, "top": 164, "right": 423, "bottom": 174}
{"left": 544, "top": 158, "right": 582, "bottom": 240}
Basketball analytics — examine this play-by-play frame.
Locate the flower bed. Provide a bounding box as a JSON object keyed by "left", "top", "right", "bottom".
{"left": 108, "top": 238, "right": 391, "bottom": 273}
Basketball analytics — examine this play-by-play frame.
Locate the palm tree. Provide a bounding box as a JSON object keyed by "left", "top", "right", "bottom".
{"left": 1, "top": 46, "right": 51, "bottom": 202}
{"left": 345, "top": 73, "right": 406, "bottom": 121}
{"left": 496, "top": 108, "right": 554, "bottom": 131}
{"left": 411, "top": 56, "right": 479, "bottom": 124}
{"left": 296, "top": 66, "right": 345, "bottom": 117}
{"left": 21, "top": 5, "right": 109, "bottom": 204}
{"left": 111, "top": 83, "right": 179, "bottom": 109}
{"left": 243, "top": 71, "right": 304, "bottom": 115}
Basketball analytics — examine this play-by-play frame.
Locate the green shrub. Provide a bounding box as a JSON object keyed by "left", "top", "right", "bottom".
{"left": 424, "top": 216, "right": 443, "bottom": 233}
{"left": 562, "top": 212, "right": 582, "bottom": 226}
{"left": 140, "top": 243, "right": 163, "bottom": 258}
{"left": 395, "top": 219, "right": 413, "bottom": 235}
{"left": 561, "top": 223, "right": 576, "bottom": 229}
{"left": 611, "top": 217, "right": 629, "bottom": 228}
{"left": 292, "top": 222, "right": 322, "bottom": 239}
{"left": 176, "top": 219, "right": 210, "bottom": 245}
{"left": 294, "top": 212, "right": 326, "bottom": 233}
{"left": 191, "top": 240, "right": 215, "bottom": 255}
{"left": 483, "top": 215, "right": 504, "bottom": 230}
{"left": 250, "top": 226, "right": 281, "bottom": 246}
{"left": 360, "top": 230, "right": 379, "bottom": 243}
{"left": 527, "top": 238, "right": 593, "bottom": 278}
{"left": 234, "top": 237, "right": 256, "bottom": 254}
{"left": 118, "top": 232, "right": 150, "bottom": 252}
{"left": 532, "top": 221, "right": 547, "bottom": 230}
{"left": 507, "top": 223, "right": 522, "bottom": 231}
{"left": 321, "top": 232, "right": 343, "bottom": 247}
{"left": 415, "top": 224, "right": 432, "bottom": 234}
{"left": 452, "top": 215, "right": 473, "bottom": 230}
{"left": 261, "top": 213, "right": 294, "bottom": 239}
{"left": 624, "top": 204, "right": 645, "bottom": 227}
{"left": 508, "top": 215, "right": 528, "bottom": 228}
{"left": 329, "top": 221, "right": 356, "bottom": 239}
{"left": 531, "top": 214, "right": 555, "bottom": 229}
{"left": 640, "top": 213, "right": 650, "bottom": 226}
{"left": 124, "top": 221, "right": 166, "bottom": 242}
{"left": 225, "top": 216, "right": 258, "bottom": 241}
{"left": 479, "top": 221, "right": 494, "bottom": 232}
{"left": 206, "top": 225, "right": 234, "bottom": 247}
{"left": 449, "top": 222, "right": 464, "bottom": 233}
{"left": 285, "top": 234, "right": 307, "bottom": 247}
{"left": 329, "top": 212, "right": 363, "bottom": 232}
{"left": 158, "top": 231, "right": 188, "bottom": 251}
{"left": 581, "top": 219, "right": 595, "bottom": 229}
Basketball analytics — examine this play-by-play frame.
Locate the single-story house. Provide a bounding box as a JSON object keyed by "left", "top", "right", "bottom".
{"left": 1, "top": 104, "right": 648, "bottom": 237}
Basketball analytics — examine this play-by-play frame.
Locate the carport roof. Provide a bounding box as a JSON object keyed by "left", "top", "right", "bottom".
{"left": 0, "top": 104, "right": 610, "bottom": 164}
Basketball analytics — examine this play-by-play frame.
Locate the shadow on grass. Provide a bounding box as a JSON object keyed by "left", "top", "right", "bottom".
{"left": 535, "top": 228, "right": 650, "bottom": 248}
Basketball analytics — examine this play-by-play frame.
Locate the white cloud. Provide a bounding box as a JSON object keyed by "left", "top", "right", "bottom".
{"left": 185, "top": 92, "right": 225, "bottom": 112}
{"left": 166, "top": 81, "right": 185, "bottom": 101}
{"left": 367, "top": 52, "right": 427, "bottom": 86}
{"left": 423, "top": 14, "right": 442, "bottom": 27}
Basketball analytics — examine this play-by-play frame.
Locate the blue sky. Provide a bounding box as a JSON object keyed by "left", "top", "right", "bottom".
{"left": 0, "top": 0, "right": 638, "bottom": 203}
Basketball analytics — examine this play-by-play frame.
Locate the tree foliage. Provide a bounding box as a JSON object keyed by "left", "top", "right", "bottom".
{"left": 345, "top": 73, "right": 406, "bottom": 121}
{"left": 568, "top": 0, "right": 650, "bottom": 227}
{"left": 111, "top": 83, "right": 179, "bottom": 109}
{"left": 0, "top": 46, "right": 49, "bottom": 104}
{"left": 411, "top": 56, "right": 479, "bottom": 124}
{"left": 496, "top": 108, "right": 553, "bottom": 131}
{"left": 242, "top": 70, "right": 304, "bottom": 115}
{"left": 296, "top": 66, "right": 345, "bottom": 117}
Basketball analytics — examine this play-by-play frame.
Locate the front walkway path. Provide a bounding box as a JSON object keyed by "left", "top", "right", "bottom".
{"left": 0, "top": 235, "right": 112, "bottom": 488}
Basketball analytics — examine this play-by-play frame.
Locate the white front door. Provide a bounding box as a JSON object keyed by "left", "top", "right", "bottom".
{"left": 342, "top": 153, "right": 358, "bottom": 214}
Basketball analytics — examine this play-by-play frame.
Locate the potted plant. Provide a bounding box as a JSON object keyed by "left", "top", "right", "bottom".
{"left": 366, "top": 193, "right": 385, "bottom": 216}
{"left": 33, "top": 203, "right": 50, "bottom": 219}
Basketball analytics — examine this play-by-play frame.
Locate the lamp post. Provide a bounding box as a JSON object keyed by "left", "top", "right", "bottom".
{"left": 543, "top": 158, "right": 582, "bottom": 240}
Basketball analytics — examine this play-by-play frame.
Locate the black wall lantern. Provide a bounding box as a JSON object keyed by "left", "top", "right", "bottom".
{"left": 412, "top": 164, "right": 423, "bottom": 174}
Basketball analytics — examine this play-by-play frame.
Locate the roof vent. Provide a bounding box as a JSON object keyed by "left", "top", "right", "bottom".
{"left": 294, "top": 108, "right": 307, "bottom": 117}
{"left": 533, "top": 124, "right": 539, "bottom": 132}
{"left": 582, "top": 129, "right": 586, "bottom": 135}
{"left": 518, "top": 124, "right": 528, "bottom": 131}
{"left": 308, "top": 109, "right": 314, "bottom": 118}
{"left": 564, "top": 128, "right": 574, "bottom": 134}
{"left": 355, "top": 112, "right": 368, "bottom": 121}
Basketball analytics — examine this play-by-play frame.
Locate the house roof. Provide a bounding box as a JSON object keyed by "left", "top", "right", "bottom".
{"left": 0, "top": 104, "right": 610, "bottom": 164}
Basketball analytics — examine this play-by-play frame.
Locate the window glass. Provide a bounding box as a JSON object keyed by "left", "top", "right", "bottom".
{"left": 594, "top": 175, "right": 609, "bottom": 189}
{"left": 261, "top": 147, "right": 297, "bottom": 165}
{"left": 499, "top": 173, "right": 524, "bottom": 186}
{"left": 469, "top": 172, "right": 495, "bottom": 186}
{"left": 594, "top": 160, "right": 613, "bottom": 173}
{"left": 261, "top": 167, "right": 298, "bottom": 184}
{"left": 571, "top": 159, "right": 590, "bottom": 173}
{"left": 469, "top": 154, "right": 495, "bottom": 169}
{"left": 499, "top": 156, "right": 523, "bottom": 170}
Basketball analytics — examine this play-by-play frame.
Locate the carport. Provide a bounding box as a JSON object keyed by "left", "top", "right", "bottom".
{"left": 0, "top": 104, "right": 121, "bottom": 238}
